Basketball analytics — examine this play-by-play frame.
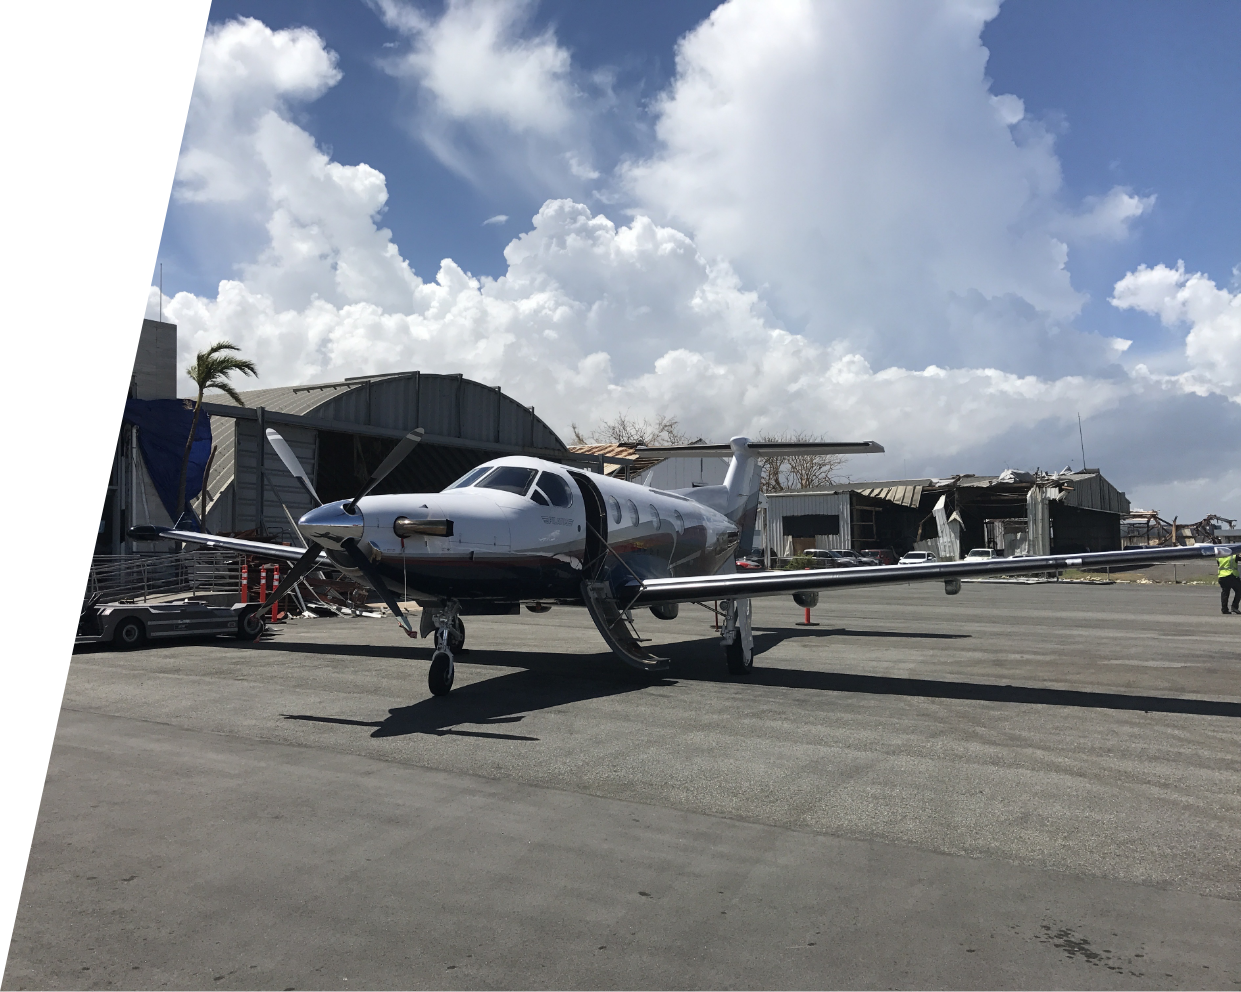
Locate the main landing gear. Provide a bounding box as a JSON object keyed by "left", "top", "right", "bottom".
{"left": 720, "top": 597, "right": 754, "bottom": 676}
{"left": 422, "top": 602, "right": 465, "bottom": 696}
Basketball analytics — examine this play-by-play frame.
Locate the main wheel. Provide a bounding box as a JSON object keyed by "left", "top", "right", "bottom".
{"left": 428, "top": 650, "right": 455, "bottom": 696}
{"left": 725, "top": 637, "right": 752, "bottom": 676}
{"left": 448, "top": 616, "right": 465, "bottom": 652}
{"left": 114, "top": 618, "right": 145, "bottom": 650}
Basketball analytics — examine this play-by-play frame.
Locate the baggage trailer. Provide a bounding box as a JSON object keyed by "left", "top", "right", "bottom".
{"left": 76, "top": 598, "right": 264, "bottom": 649}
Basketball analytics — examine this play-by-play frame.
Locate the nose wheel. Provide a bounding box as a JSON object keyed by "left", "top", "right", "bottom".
{"left": 429, "top": 649, "right": 454, "bottom": 695}
{"left": 426, "top": 602, "right": 462, "bottom": 696}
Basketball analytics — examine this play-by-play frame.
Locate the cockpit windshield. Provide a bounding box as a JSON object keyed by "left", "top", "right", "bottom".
{"left": 443, "top": 465, "right": 493, "bottom": 491}
{"left": 475, "top": 466, "right": 538, "bottom": 496}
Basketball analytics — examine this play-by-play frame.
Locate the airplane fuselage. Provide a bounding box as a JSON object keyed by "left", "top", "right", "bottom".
{"left": 297, "top": 455, "right": 742, "bottom": 607}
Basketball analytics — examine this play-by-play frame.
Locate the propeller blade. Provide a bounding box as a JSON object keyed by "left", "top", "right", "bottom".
{"left": 347, "top": 428, "right": 424, "bottom": 509}
{"left": 341, "top": 538, "right": 416, "bottom": 636}
{"left": 261, "top": 468, "right": 311, "bottom": 549}
{"left": 265, "top": 429, "right": 322, "bottom": 506}
{"left": 252, "top": 541, "right": 326, "bottom": 613}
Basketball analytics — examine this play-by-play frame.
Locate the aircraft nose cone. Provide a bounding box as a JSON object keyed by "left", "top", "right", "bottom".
{"left": 298, "top": 501, "right": 364, "bottom": 548}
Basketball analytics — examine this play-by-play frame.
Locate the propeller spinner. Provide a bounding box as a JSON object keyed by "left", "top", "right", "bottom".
{"left": 249, "top": 428, "right": 427, "bottom": 636}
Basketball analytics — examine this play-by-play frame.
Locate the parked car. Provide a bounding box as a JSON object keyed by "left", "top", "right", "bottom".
{"left": 964, "top": 548, "right": 1002, "bottom": 560}
{"left": 735, "top": 556, "right": 764, "bottom": 571}
{"left": 836, "top": 549, "right": 880, "bottom": 566}
{"left": 863, "top": 548, "right": 898, "bottom": 565}
{"left": 800, "top": 549, "right": 856, "bottom": 568}
{"left": 898, "top": 551, "right": 938, "bottom": 565}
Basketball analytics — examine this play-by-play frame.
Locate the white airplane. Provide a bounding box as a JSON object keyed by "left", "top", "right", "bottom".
{"left": 148, "top": 429, "right": 1238, "bottom": 696}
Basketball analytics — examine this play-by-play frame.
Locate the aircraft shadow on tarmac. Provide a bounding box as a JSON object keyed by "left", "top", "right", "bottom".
{"left": 283, "top": 666, "right": 659, "bottom": 740}
{"left": 270, "top": 624, "right": 1241, "bottom": 737}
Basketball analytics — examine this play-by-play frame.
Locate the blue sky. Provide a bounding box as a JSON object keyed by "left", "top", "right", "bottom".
{"left": 151, "top": 0, "right": 1241, "bottom": 516}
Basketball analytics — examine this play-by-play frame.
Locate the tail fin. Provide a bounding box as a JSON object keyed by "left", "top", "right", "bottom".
{"left": 635, "top": 436, "right": 885, "bottom": 551}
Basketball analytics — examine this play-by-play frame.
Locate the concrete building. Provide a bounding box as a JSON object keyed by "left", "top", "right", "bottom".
{"left": 98, "top": 320, "right": 180, "bottom": 555}
{"left": 764, "top": 469, "right": 1131, "bottom": 562}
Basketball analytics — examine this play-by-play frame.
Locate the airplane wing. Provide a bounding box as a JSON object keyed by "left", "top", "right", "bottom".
{"left": 631, "top": 543, "right": 1240, "bottom": 606}
{"left": 134, "top": 527, "right": 326, "bottom": 565}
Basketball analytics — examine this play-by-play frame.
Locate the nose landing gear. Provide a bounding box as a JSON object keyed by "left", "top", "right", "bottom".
{"left": 424, "top": 601, "right": 463, "bottom": 696}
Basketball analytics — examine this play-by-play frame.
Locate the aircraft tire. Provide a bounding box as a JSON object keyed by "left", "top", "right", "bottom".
{"left": 429, "top": 650, "right": 455, "bottom": 696}
{"left": 725, "top": 637, "right": 752, "bottom": 677}
{"left": 237, "top": 606, "right": 265, "bottom": 639}
{"left": 114, "top": 618, "right": 145, "bottom": 650}
{"left": 448, "top": 617, "right": 465, "bottom": 652}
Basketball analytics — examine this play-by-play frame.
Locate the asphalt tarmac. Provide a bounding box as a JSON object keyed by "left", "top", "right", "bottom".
{"left": 6, "top": 580, "right": 1241, "bottom": 990}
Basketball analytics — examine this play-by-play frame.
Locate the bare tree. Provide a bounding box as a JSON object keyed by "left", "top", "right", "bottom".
{"left": 757, "top": 431, "right": 846, "bottom": 492}
{"left": 571, "top": 412, "right": 690, "bottom": 447}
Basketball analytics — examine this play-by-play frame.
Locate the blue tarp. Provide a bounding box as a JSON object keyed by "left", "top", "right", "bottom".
{"left": 122, "top": 398, "right": 212, "bottom": 529}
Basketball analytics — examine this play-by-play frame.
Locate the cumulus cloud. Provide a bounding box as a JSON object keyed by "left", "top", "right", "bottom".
{"left": 370, "top": 0, "right": 604, "bottom": 195}
{"left": 172, "top": 17, "right": 419, "bottom": 313}
{"left": 1054, "top": 187, "right": 1156, "bottom": 244}
{"left": 371, "top": 0, "right": 573, "bottom": 134}
{"left": 175, "top": 17, "right": 341, "bottom": 206}
{"left": 624, "top": 0, "right": 1151, "bottom": 376}
{"left": 152, "top": 10, "right": 1241, "bottom": 518}
{"left": 163, "top": 196, "right": 1200, "bottom": 508}
{"left": 1112, "top": 262, "right": 1241, "bottom": 397}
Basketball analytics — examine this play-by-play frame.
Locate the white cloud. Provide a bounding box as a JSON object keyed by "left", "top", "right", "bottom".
{"left": 176, "top": 17, "right": 340, "bottom": 205}
{"left": 164, "top": 197, "right": 1205, "bottom": 509}
{"left": 154, "top": 10, "right": 1241, "bottom": 519}
{"left": 171, "top": 18, "right": 419, "bottom": 313}
{"left": 483, "top": 214, "right": 509, "bottom": 226}
{"left": 370, "top": 0, "right": 611, "bottom": 198}
{"left": 1112, "top": 262, "right": 1241, "bottom": 397}
{"left": 1054, "top": 187, "right": 1156, "bottom": 243}
{"left": 624, "top": 0, "right": 1150, "bottom": 376}
{"left": 371, "top": 0, "right": 573, "bottom": 135}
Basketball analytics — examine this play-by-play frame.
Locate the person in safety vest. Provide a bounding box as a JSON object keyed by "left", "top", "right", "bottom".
{"left": 1218, "top": 551, "right": 1241, "bottom": 614}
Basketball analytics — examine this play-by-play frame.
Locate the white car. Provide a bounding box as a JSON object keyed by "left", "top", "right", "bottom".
{"left": 898, "top": 551, "right": 938, "bottom": 565}
{"left": 964, "top": 548, "right": 1001, "bottom": 560}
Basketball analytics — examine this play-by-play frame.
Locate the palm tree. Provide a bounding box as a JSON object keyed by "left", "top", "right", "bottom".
{"left": 176, "top": 342, "right": 258, "bottom": 527}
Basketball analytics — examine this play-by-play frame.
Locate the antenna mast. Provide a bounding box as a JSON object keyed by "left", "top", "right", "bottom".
{"left": 1077, "top": 412, "right": 1087, "bottom": 470}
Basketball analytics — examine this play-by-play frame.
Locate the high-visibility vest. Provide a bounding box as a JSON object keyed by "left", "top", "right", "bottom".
{"left": 1219, "top": 555, "right": 1238, "bottom": 579}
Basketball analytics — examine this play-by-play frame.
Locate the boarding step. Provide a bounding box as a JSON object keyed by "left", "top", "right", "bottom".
{"left": 581, "top": 580, "right": 669, "bottom": 673}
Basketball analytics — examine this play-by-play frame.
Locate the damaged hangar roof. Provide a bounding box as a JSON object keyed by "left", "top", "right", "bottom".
{"left": 770, "top": 469, "right": 1130, "bottom": 515}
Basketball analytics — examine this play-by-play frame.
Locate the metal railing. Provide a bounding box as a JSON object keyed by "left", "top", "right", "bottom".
{"left": 85, "top": 551, "right": 242, "bottom": 604}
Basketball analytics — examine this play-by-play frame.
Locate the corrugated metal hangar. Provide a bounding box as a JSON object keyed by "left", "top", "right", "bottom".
{"left": 200, "top": 372, "right": 571, "bottom": 542}
{"left": 106, "top": 320, "right": 596, "bottom": 554}
{"left": 764, "top": 469, "right": 1131, "bottom": 561}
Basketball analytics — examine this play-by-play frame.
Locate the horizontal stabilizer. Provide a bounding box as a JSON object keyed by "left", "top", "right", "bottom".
{"left": 635, "top": 440, "right": 884, "bottom": 457}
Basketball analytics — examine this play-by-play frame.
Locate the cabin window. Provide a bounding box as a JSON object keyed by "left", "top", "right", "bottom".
{"left": 534, "top": 471, "right": 574, "bottom": 508}
{"left": 444, "top": 465, "right": 492, "bottom": 490}
{"left": 673, "top": 510, "right": 685, "bottom": 535}
{"left": 626, "top": 499, "right": 639, "bottom": 526}
{"left": 608, "top": 495, "right": 622, "bottom": 524}
{"left": 649, "top": 504, "right": 661, "bottom": 530}
{"left": 476, "top": 466, "right": 537, "bottom": 496}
